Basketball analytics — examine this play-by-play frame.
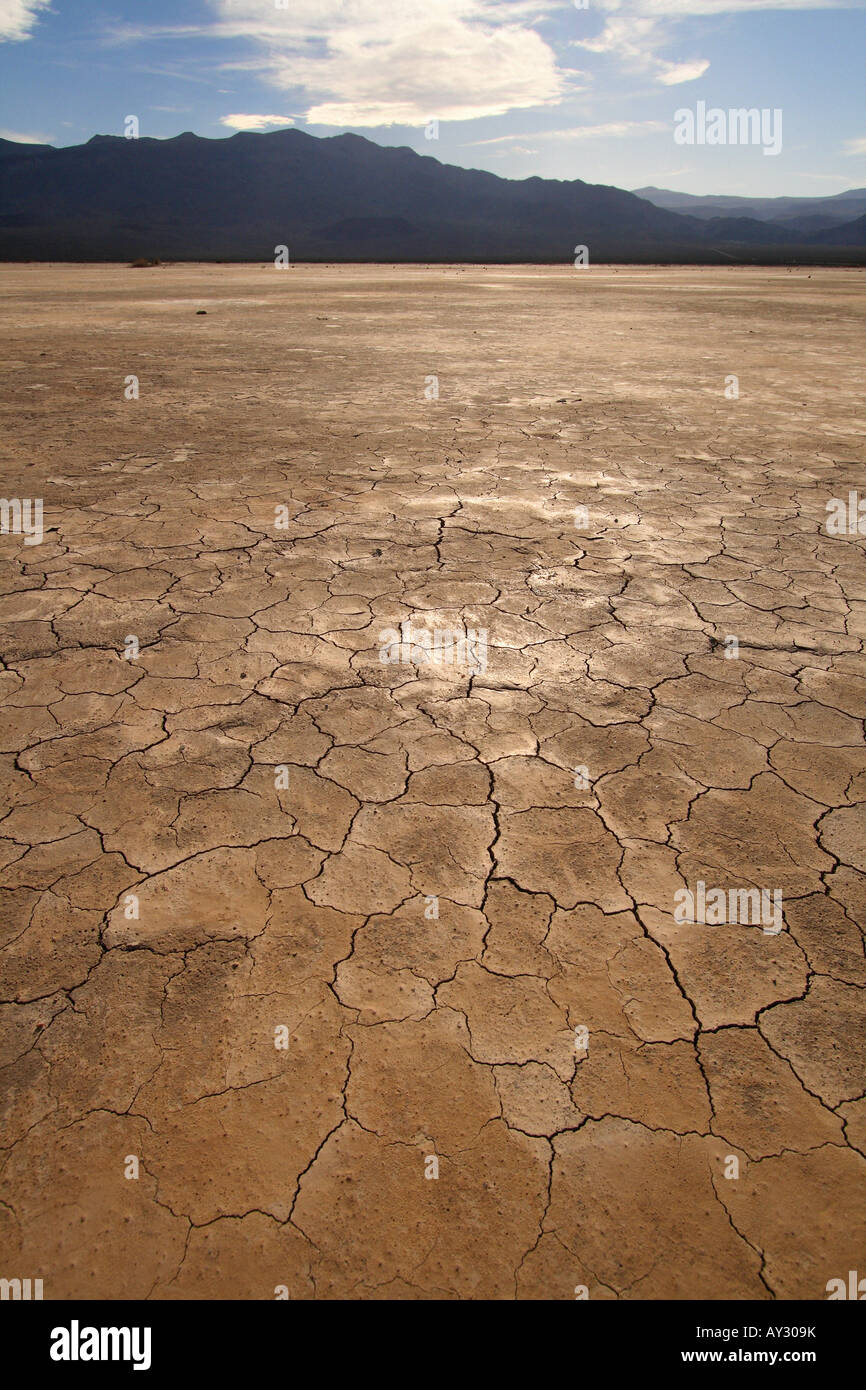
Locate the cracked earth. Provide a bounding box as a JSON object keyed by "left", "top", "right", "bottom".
{"left": 1, "top": 263, "right": 864, "bottom": 1300}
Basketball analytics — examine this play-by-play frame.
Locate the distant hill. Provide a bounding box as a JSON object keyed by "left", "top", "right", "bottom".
{"left": 0, "top": 129, "right": 864, "bottom": 263}
{"left": 634, "top": 184, "right": 866, "bottom": 233}
{"left": 810, "top": 212, "right": 866, "bottom": 246}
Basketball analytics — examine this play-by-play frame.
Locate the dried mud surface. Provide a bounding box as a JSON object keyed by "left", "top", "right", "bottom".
{"left": 0, "top": 263, "right": 864, "bottom": 1301}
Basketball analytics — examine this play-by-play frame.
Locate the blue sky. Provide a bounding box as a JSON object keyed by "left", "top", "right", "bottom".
{"left": 1, "top": 0, "right": 864, "bottom": 196}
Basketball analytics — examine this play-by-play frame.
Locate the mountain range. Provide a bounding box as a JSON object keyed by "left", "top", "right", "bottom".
{"left": 1, "top": 128, "right": 865, "bottom": 264}
{"left": 635, "top": 185, "right": 866, "bottom": 240}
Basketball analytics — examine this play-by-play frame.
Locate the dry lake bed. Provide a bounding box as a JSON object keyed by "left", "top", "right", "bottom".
{"left": 0, "top": 263, "right": 864, "bottom": 1299}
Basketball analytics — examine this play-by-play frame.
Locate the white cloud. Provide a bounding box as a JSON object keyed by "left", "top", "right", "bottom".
{"left": 574, "top": 13, "right": 680, "bottom": 81}
{"left": 843, "top": 135, "right": 866, "bottom": 155}
{"left": 575, "top": 0, "right": 858, "bottom": 86}
{"left": 0, "top": 126, "right": 52, "bottom": 141}
{"left": 210, "top": 0, "right": 567, "bottom": 126}
{"left": 594, "top": 1, "right": 855, "bottom": 11}
{"left": 657, "top": 59, "right": 710, "bottom": 83}
{"left": 100, "top": 0, "right": 861, "bottom": 128}
{"left": 563, "top": 119, "right": 668, "bottom": 138}
{"left": 489, "top": 144, "right": 539, "bottom": 157}
{"left": 220, "top": 112, "right": 295, "bottom": 130}
{"left": 107, "top": 2, "right": 569, "bottom": 125}
{"left": 0, "top": 0, "right": 50, "bottom": 42}
{"left": 469, "top": 120, "right": 666, "bottom": 145}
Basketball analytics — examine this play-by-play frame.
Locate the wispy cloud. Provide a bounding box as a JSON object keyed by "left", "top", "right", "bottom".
{"left": 95, "top": 0, "right": 863, "bottom": 133}
{"left": 598, "top": 2, "right": 854, "bottom": 12}
{"left": 790, "top": 169, "right": 862, "bottom": 179}
{"left": 658, "top": 59, "right": 710, "bottom": 84}
{"left": 220, "top": 112, "right": 294, "bottom": 130}
{"left": 575, "top": 0, "right": 856, "bottom": 86}
{"left": 0, "top": 125, "right": 53, "bottom": 142}
{"left": 843, "top": 135, "right": 866, "bottom": 155}
{"left": 488, "top": 144, "right": 540, "bottom": 157}
{"left": 0, "top": 0, "right": 50, "bottom": 43}
{"left": 468, "top": 119, "right": 667, "bottom": 146}
{"left": 108, "top": 0, "right": 571, "bottom": 126}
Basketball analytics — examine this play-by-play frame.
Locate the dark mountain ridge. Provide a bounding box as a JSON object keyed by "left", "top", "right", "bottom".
{"left": 1, "top": 128, "right": 864, "bottom": 263}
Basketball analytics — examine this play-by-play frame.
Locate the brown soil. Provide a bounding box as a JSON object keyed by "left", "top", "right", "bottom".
{"left": 0, "top": 263, "right": 864, "bottom": 1300}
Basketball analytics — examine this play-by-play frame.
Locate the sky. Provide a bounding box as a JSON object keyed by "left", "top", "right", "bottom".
{"left": 0, "top": 0, "right": 864, "bottom": 197}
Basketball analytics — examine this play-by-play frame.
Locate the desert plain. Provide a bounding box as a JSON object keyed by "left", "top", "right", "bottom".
{"left": 0, "top": 262, "right": 864, "bottom": 1300}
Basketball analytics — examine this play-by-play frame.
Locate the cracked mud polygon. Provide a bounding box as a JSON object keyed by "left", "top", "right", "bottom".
{"left": 1, "top": 262, "right": 864, "bottom": 1301}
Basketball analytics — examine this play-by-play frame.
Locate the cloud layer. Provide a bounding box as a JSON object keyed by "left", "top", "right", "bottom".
{"left": 0, "top": 0, "right": 50, "bottom": 43}
{"left": 220, "top": 112, "right": 294, "bottom": 130}
{"left": 576, "top": 0, "right": 852, "bottom": 86}
{"left": 105, "top": 0, "right": 863, "bottom": 135}
{"left": 212, "top": 0, "right": 566, "bottom": 125}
